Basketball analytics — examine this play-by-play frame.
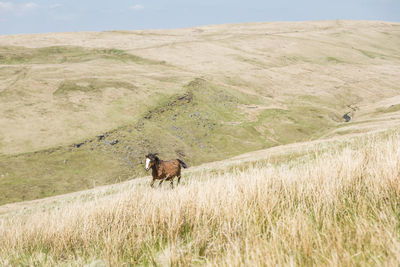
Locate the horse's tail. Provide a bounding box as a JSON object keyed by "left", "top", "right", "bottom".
{"left": 177, "top": 159, "right": 187, "bottom": 168}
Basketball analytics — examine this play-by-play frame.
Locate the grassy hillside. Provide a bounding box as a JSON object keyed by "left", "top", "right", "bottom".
{"left": 0, "top": 77, "right": 341, "bottom": 204}
{"left": 0, "top": 128, "right": 399, "bottom": 265}
{"left": 0, "top": 20, "right": 400, "bottom": 204}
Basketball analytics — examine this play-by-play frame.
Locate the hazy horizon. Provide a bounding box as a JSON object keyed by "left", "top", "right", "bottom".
{"left": 0, "top": 0, "right": 399, "bottom": 35}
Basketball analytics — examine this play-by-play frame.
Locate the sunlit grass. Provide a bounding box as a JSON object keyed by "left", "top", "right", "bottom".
{"left": 0, "top": 130, "right": 399, "bottom": 265}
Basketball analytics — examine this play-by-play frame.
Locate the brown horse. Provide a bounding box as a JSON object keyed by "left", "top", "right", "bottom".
{"left": 145, "top": 153, "right": 187, "bottom": 188}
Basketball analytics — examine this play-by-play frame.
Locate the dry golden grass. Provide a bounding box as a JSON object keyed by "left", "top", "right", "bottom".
{"left": 1, "top": 20, "right": 400, "bottom": 154}
{"left": 0, "top": 129, "right": 399, "bottom": 266}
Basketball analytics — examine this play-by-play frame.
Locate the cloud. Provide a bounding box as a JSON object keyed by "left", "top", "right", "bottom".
{"left": 0, "top": 1, "right": 38, "bottom": 13}
{"left": 0, "top": 2, "right": 13, "bottom": 11}
{"left": 129, "top": 4, "right": 144, "bottom": 10}
{"left": 21, "top": 2, "right": 38, "bottom": 10}
{"left": 49, "top": 3, "right": 62, "bottom": 9}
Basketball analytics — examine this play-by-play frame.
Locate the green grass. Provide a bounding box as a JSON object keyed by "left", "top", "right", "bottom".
{"left": 0, "top": 147, "right": 132, "bottom": 204}
{"left": 356, "top": 48, "right": 379, "bottom": 59}
{"left": 353, "top": 48, "right": 400, "bottom": 61}
{"left": 0, "top": 78, "right": 343, "bottom": 205}
{"left": 233, "top": 55, "right": 268, "bottom": 68}
{"left": 54, "top": 78, "right": 137, "bottom": 96}
{"left": 252, "top": 95, "right": 338, "bottom": 144}
{"left": 326, "top": 56, "right": 346, "bottom": 63}
{"left": 0, "top": 46, "right": 163, "bottom": 65}
{"left": 376, "top": 104, "right": 400, "bottom": 114}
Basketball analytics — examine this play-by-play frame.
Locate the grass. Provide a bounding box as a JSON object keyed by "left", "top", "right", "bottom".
{"left": 0, "top": 129, "right": 399, "bottom": 265}
{"left": 326, "top": 56, "right": 346, "bottom": 63}
{"left": 254, "top": 96, "right": 337, "bottom": 144}
{"left": 0, "top": 46, "right": 163, "bottom": 65}
{"left": 232, "top": 55, "right": 268, "bottom": 68}
{"left": 0, "top": 148, "right": 132, "bottom": 204}
{"left": 376, "top": 104, "right": 400, "bottom": 114}
{"left": 0, "top": 78, "right": 349, "bottom": 205}
{"left": 1, "top": 21, "right": 400, "bottom": 206}
{"left": 53, "top": 78, "right": 137, "bottom": 96}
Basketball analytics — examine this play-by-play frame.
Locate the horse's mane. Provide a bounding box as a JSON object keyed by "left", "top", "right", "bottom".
{"left": 147, "top": 153, "right": 161, "bottom": 165}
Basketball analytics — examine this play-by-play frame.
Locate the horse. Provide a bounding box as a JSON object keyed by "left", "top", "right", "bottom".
{"left": 145, "top": 153, "right": 187, "bottom": 188}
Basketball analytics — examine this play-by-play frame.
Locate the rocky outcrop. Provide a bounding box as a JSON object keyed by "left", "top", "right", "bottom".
{"left": 343, "top": 112, "right": 352, "bottom": 122}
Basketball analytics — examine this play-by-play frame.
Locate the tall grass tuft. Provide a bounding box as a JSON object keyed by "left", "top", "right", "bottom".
{"left": 1, "top": 131, "right": 400, "bottom": 266}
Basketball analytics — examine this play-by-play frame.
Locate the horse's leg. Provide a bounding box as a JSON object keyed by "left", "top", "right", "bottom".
{"left": 177, "top": 175, "right": 181, "bottom": 185}
{"left": 158, "top": 179, "right": 165, "bottom": 188}
{"left": 150, "top": 178, "right": 156, "bottom": 188}
{"left": 170, "top": 179, "right": 174, "bottom": 189}
{"left": 160, "top": 174, "right": 170, "bottom": 188}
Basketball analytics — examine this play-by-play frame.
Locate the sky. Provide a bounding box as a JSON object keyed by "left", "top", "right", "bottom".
{"left": 0, "top": 0, "right": 399, "bottom": 35}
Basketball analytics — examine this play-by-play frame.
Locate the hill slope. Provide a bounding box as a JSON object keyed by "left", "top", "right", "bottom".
{"left": 0, "top": 128, "right": 399, "bottom": 265}
{"left": 0, "top": 20, "right": 400, "bottom": 204}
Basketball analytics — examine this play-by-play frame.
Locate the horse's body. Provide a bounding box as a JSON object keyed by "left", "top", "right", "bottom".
{"left": 145, "top": 153, "right": 187, "bottom": 188}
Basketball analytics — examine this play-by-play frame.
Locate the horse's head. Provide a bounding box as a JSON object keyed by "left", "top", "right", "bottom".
{"left": 145, "top": 153, "right": 159, "bottom": 171}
